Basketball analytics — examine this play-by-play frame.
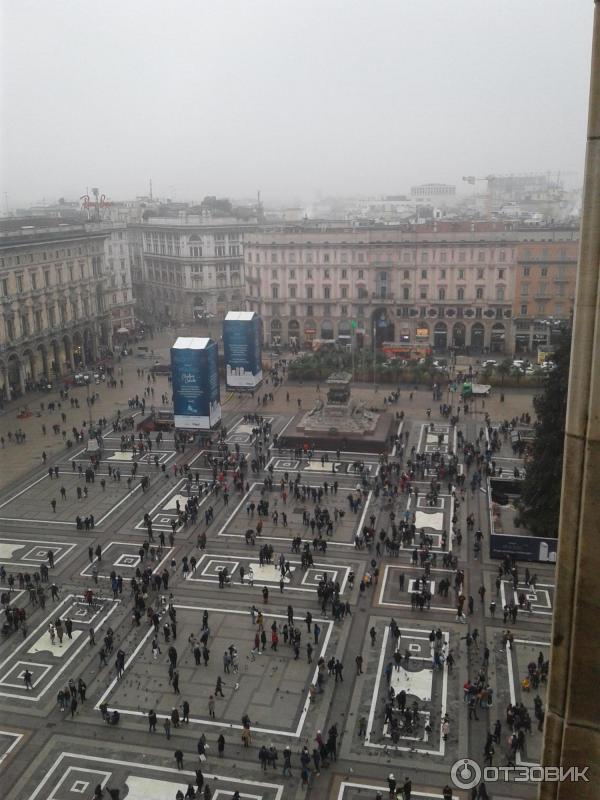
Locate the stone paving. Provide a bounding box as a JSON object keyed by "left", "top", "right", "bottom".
{"left": 0, "top": 353, "right": 552, "bottom": 799}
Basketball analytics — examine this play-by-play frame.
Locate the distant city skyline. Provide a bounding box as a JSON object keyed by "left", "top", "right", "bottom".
{"left": 1, "top": 1, "right": 593, "bottom": 207}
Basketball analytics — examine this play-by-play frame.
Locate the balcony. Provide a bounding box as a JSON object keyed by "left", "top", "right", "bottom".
{"left": 371, "top": 292, "right": 394, "bottom": 303}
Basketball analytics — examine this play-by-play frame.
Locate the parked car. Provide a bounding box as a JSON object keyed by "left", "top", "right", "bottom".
{"left": 481, "top": 359, "right": 497, "bottom": 368}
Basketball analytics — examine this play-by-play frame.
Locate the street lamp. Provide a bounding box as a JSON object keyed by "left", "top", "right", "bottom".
{"left": 84, "top": 375, "right": 93, "bottom": 427}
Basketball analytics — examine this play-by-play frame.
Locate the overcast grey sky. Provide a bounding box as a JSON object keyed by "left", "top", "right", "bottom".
{"left": 0, "top": 0, "right": 594, "bottom": 207}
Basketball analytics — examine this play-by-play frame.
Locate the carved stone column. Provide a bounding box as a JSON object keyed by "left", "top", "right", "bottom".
{"left": 540, "top": 3, "right": 600, "bottom": 797}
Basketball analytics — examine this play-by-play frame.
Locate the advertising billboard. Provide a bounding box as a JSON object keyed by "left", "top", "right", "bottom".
{"left": 223, "top": 311, "right": 263, "bottom": 390}
{"left": 170, "top": 337, "right": 221, "bottom": 429}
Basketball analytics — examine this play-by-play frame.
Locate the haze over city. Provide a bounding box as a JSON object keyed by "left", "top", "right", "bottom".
{"left": 0, "top": 0, "right": 594, "bottom": 207}
{"left": 0, "top": 4, "right": 599, "bottom": 800}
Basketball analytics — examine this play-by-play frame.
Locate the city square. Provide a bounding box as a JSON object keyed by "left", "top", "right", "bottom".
{"left": 0, "top": 348, "right": 560, "bottom": 799}
{"left": 1, "top": 6, "right": 598, "bottom": 796}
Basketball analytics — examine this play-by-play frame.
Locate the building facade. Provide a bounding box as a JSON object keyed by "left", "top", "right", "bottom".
{"left": 512, "top": 241, "right": 579, "bottom": 353}
{"left": 244, "top": 222, "right": 579, "bottom": 354}
{"left": 0, "top": 221, "right": 109, "bottom": 399}
{"left": 131, "top": 215, "right": 253, "bottom": 327}
{"left": 86, "top": 222, "right": 136, "bottom": 339}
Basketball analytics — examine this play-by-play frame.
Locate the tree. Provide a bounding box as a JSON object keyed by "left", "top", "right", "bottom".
{"left": 519, "top": 327, "right": 572, "bottom": 538}
{"left": 497, "top": 359, "right": 512, "bottom": 386}
{"left": 510, "top": 365, "right": 523, "bottom": 385}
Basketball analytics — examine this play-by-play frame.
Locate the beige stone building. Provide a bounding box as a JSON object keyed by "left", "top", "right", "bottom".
{"left": 131, "top": 215, "right": 254, "bottom": 327}
{"left": 0, "top": 220, "right": 109, "bottom": 399}
{"left": 244, "top": 221, "right": 578, "bottom": 354}
{"left": 513, "top": 240, "right": 579, "bottom": 354}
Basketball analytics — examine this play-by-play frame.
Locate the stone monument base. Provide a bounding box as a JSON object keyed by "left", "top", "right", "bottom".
{"left": 280, "top": 408, "right": 395, "bottom": 454}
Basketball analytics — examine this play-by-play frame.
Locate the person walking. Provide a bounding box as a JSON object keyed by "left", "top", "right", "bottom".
{"left": 217, "top": 734, "right": 225, "bottom": 757}
{"left": 174, "top": 749, "right": 184, "bottom": 770}
{"left": 164, "top": 717, "right": 171, "bottom": 739}
{"left": 208, "top": 696, "right": 215, "bottom": 719}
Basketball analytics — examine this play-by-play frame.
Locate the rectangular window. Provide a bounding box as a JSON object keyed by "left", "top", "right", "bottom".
{"left": 521, "top": 284, "right": 529, "bottom": 296}
{"left": 16, "top": 274, "right": 23, "bottom": 293}
{"left": 341, "top": 269, "right": 348, "bottom": 279}
{"left": 541, "top": 267, "right": 548, "bottom": 277}
{"left": 271, "top": 269, "right": 278, "bottom": 279}
{"left": 458, "top": 269, "right": 465, "bottom": 280}
{"left": 499, "top": 251, "right": 506, "bottom": 262}
{"left": 306, "top": 304, "right": 313, "bottom": 316}
{"left": 324, "top": 286, "right": 331, "bottom": 299}
{"left": 358, "top": 252, "right": 364, "bottom": 263}
{"left": 477, "top": 268, "right": 484, "bottom": 280}
{"left": 498, "top": 268, "right": 505, "bottom": 280}
{"left": 307, "top": 269, "right": 313, "bottom": 279}
{"left": 271, "top": 286, "right": 278, "bottom": 299}
{"left": 459, "top": 251, "right": 466, "bottom": 262}
{"left": 289, "top": 305, "right": 296, "bottom": 316}
{"left": 421, "top": 252, "right": 429, "bottom": 263}
{"left": 457, "top": 288, "right": 464, "bottom": 301}
{"left": 306, "top": 286, "right": 313, "bottom": 299}
{"left": 0, "top": 278, "right": 7, "bottom": 296}
{"left": 403, "top": 287, "right": 410, "bottom": 300}
{"left": 341, "top": 252, "right": 348, "bottom": 263}
{"left": 419, "top": 288, "right": 427, "bottom": 299}
{"left": 358, "top": 270, "right": 364, "bottom": 279}
{"left": 539, "top": 282, "right": 547, "bottom": 295}
{"left": 341, "top": 287, "right": 348, "bottom": 299}
{"left": 421, "top": 269, "right": 427, "bottom": 279}
{"left": 440, "top": 251, "right": 447, "bottom": 263}
{"left": 324, "top": 269, "right": 330, "bottom": 279}
{"left": 440, "top": 269, "right": 446, "bottom": 280}
{"left": 555, "top": 302, "right": 563, "bottom": 316}
{"left": 289, "top": 286, "right": 296, "bottom": 298}
{"left": 478, "top": 251, "right": 485, "bottom": 262}
{"left": 523, "top": 266, "right": 530, "bottom": 276}
{"left": 403, "top": 270, "right": 410, "bottom": 280}
{"left": 306, "top": 252, "right": 313, "bottom": 263}
{"left": 476, "top": 287, "right": 484, "bottom": 299}
{"left": 289, "top": 269, "right": 296, "bottom": 279}
{"left": 30, "top": 273, "right": 37, "bottom": 290}
{"left": 323, "top": 254, "right": 330, "bottom": 263}
{"left": 341, "top": 305, "right": 348, "bottom": 316}
{"left": 520, "top": 304, "right": 528, "bottom": 315}
{"left": 271, "top": 252, "right": 278, "bottom": 263}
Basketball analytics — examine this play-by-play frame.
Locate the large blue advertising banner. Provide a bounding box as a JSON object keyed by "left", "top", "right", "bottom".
{"left": 170, "top": 337, "right": 221, "bottom": 429}
{"left": 223, "top": 311, "right": 263, "bottom": 390}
